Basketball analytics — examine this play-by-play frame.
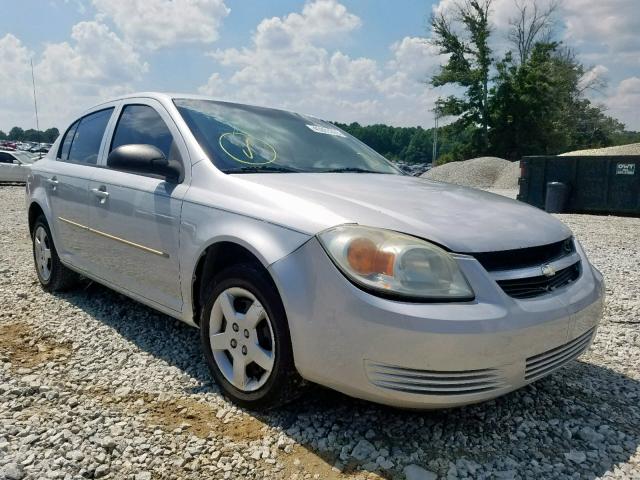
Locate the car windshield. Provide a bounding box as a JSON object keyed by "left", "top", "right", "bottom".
{"left": 173, "top": 98, "right": 401, "bottom": 174}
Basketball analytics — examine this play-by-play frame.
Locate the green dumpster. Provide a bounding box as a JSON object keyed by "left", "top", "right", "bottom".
{"left": 517, "top": 155, "right": 640, "bottom": 216}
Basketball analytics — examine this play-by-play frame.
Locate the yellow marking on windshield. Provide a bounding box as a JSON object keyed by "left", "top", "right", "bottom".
{"left": 218, "top": 132, "right": 277, "bottom": 166}
{"left": 242, "top": 137, "right": 254, "bottom": 159}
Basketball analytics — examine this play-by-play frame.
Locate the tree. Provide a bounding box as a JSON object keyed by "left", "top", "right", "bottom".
{"left": 430, "top": 0, "right": 493, "bottom": 154}
{"left": 404, "top": 129, "right": 433, "bottom": 163}
{"left": 428, "top": 0, "right": 627, "bottom": 161}
{"left": 9, "top": 127, "right": 24, "bottom": 141}
{"left": 490, "top": 42, "right": 625, "bottom": 158}
{"left": 24, "top": 129, "right": 42, "bottom": 142}
{"left": 508, "top": 0, "right": 559, "bottom": 64}
{"left": 0, "top": 130, "right": 6, "bottom": 140}
{"left": 43, "top": 128, "right": 60, "bottom": 143}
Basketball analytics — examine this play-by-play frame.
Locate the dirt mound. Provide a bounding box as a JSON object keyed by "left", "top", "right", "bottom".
{"left": 422, "top": 156, "right": 520, "bottom": 189}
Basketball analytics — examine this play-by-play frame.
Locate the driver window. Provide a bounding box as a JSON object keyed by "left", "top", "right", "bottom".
{"left": 110, "top": 105, "right": 182, "bottom": 170}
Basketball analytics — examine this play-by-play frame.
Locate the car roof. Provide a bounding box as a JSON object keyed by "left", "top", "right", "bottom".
{"left": 95, "top": 92, "right": 222, "bottom": 107}
{"left": 90, "top": 92, "right": 310, "bottom": 118}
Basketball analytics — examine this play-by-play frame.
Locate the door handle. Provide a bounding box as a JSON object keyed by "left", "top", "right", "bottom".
{"left": 91, "top": 187, "right": 110, "bottom": 201}
{"left": 46, "top": 177, "right": 59, "bottom": 190}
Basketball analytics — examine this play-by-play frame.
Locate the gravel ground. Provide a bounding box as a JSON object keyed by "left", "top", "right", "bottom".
{"left": 1, "top": 184, "right": 639, "bottom": 480}
{"left": 560, "top": 143, "right": 640, "bottom": 156}
{"left": 422, "top": 157, "right": 520, "bottom": 190}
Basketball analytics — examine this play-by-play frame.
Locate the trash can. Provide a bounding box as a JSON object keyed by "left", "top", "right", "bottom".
{"left": 545, "top": 182, "right": 570, "bottom": 213}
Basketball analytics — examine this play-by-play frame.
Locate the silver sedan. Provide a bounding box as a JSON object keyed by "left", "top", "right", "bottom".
{"left": 0, "top": 149, "right": 36, "bottom": 183}
{"left": 26, "top": 93, "right": 604, "bottom": 409}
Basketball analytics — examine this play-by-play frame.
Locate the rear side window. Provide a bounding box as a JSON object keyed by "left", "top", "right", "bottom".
{"left": 0, "top": 152, "right": 15, "bottom": 163}
{"left": 58, "top": 121, "right": 79, "bottom": 161}
{"left": 110, "top": 105, "right": 179, "bottom": 162}
{"left": 67, "top": 108, "right": 114, "bottom": 165}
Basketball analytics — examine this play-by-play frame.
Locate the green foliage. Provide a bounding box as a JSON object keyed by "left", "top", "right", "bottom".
{"left": 430, "top": 0, "right": 629, "bottom": 161}
{"left": 334, "top": 119, "right": 480, "bottom": 166}
{"left": 610, "top": 130, "right": 640, "bottom": 146}
{"left": 334, "top": 122, "right": 434, "bottom": 164}
{"left": 9, "top": 127, "right": 24, "bottom": 141}
{"left": 431, "top": 0, "right": 493, "bottom": 154}
{"left": 489, "top": 43, "right": 625, "bottom": 158}
{"left": 3, "top": 127, "right": 59, "bottom": 143}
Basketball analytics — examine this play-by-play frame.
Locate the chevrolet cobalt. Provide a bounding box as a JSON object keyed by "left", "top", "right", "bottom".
{"left": 26, "top": 93, "right": 604, "bottom": 409}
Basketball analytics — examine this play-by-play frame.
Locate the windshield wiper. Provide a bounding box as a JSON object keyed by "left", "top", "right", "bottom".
{"left": 321, "top": 167, "right": 385, "bottom": 174}
{"left": 223, "top": 165, "right": 300, "bottom": 174}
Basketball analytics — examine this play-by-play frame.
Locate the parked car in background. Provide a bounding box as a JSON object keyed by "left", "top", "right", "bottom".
{"left": 26, "top": 93, "right": 604, "bottom": 410}
{"left": 29, "top": 143, "right": 52, "bottom": 154}
{"left": 0, "top": 149, "right": 36, "bottom": 183}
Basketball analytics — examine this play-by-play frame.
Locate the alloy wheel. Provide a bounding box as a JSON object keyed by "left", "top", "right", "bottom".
{"left": 34, "top": 226, "right": 52, "bottom": 282}
{"left": 209, "top": 287, "right": 276, "bottom": 392}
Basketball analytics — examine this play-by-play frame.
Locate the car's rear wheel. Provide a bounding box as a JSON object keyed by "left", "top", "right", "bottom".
{"left": 200, "top": 263, "right": 304, "bottom": 410}
{"left": 32, "top": 216, "right": 80, "bottom": 291}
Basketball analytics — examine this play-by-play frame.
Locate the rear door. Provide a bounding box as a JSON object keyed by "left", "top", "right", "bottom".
{"left": 88, "top": 99, "right": 189, "bottom": 313}
{"left": 46, "top": 108, "right": 115, "bottom": 271}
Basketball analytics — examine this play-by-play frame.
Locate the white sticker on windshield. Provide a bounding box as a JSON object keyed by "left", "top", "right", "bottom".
{"left": 306, "top": 124, "right": 346, "bottom": 137}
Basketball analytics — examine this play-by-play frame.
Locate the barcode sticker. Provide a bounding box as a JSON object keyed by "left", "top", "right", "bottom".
{"left": 306, "top": 125, "right": 346, "bottom": 137}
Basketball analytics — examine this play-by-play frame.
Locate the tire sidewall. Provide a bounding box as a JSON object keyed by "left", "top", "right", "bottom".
{"left": 32, "top": 217, "right": 55, "bottom": 287}
{"left": 200, "top": 264, "right": 295, "bottom": 407}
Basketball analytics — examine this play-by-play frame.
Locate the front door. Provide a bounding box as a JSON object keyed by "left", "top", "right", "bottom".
{"left": 88, "top": 101, "right": 188, "bottom": 313}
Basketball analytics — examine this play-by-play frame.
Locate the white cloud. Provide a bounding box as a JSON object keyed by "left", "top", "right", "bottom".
{"left": 606, "top": 77, "right": 640, "bottom": 130}
{"left": 255, "top": 0, "right": 361, "bottom": 48}
{"left": 0, "top": 22, "right": 148, "bottom": 132}
{"left": 39, "top": 21, "right": 147, "bottom": 85}
{"left": 563, "top": 0, "right": 640, "bottom": 54}
{"left": 0, "top": 34, "right": 36, "bottom": 131}
{"left": 92, "top": 0, "right": 230, "bottom": 50}
{"left": 578, "top": 64, "right": 608, "bottom": 92}
{"left": 201, "top": 0, "right": 441, "bottom": 127}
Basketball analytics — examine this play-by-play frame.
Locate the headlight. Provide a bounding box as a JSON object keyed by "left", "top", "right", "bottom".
{"left": 317, "top": 225, "right": 474, "bottom": 300}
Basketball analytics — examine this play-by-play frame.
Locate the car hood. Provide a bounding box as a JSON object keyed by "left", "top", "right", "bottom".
{"left": 229, "top": 173, "right": 572, "bottom": 253}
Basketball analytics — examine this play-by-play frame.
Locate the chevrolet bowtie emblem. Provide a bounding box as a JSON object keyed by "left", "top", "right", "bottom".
{"left": 541, "top": 264, "right": 556, "bottom": 277}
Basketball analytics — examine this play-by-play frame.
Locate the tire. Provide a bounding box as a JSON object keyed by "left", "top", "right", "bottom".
{"left": 32, "top": 215, "right": 80, "bottom": 292}
{"left": 200, "top": 263, "right": 305, "bottom": 410}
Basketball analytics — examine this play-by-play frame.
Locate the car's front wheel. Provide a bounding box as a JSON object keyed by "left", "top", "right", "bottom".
{"left": 32, "top": 216, "right": 80, "bottom": 291}
{"left": 200, "top": 263, "right": 304, "bottom": 410}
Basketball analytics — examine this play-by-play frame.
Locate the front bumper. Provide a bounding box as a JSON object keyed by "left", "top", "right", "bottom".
{"left": 269, "top": 238, "right": 605, "bottom": 409}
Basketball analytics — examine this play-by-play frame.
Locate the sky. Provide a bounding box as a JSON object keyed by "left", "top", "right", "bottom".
{"left": 0, "top": 0, "right": 638, "bottom": 133}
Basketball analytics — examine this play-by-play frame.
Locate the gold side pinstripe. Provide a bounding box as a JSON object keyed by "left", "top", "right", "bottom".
{"left": 58, "top": 217, "right": 169, "bottom": 258}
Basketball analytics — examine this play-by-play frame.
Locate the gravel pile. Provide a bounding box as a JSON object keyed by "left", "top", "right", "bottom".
{"left": 422, "top": 157, "right": 520, "bottom": 189}
{"left": 1, "top": 185, "right": 639, "bottom": 479}
{"left": 560, "top": 143, "right": 640, "bottom": 156}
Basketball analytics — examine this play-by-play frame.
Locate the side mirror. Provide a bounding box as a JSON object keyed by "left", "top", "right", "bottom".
{"left": 107, "top": 144, "right": 183, "bottom": 183}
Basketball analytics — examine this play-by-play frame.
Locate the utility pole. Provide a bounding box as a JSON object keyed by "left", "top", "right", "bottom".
{"left": 31, "top": 58, "right": 40, "bottom": 135}
{"left": 432, "top": 109, "right": 439, "bottom": 164}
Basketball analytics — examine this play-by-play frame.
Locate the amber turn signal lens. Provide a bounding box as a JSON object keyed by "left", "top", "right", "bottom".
{"left": 347, "top": 237, "right": 395, "bottom": 276}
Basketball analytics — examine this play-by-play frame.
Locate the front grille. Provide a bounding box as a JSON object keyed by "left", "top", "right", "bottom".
{"left": 469, "top": 237, "right": 575, "bottom": 272}
{"left": 525, "top": 328, "right": 595, "bottom": 381}
{"left": 365, "top": 361, "right": 506, "bottom": 396}
{"left": 497, "top": 261, "right": 581, "bottom": 299}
